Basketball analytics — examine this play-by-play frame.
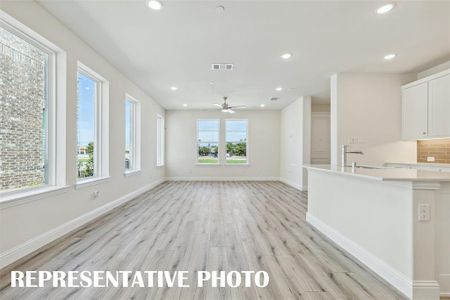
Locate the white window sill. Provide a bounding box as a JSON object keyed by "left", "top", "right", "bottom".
{"left": 124, "top": 169, "right": 141, "bottom": 177}
{"left": 156, "top": 164, "right": 165, "bottom": 167}
{"left": 75, "top": 176, "right": 111, "bottom": 190}
{"left": 0, "top": 185, "right": 71, "bottom": 209}
{"left": 195, "top": 163, "right": 250, "bottom": 166}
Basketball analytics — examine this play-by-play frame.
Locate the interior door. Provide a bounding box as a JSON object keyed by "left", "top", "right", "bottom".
{"left": 311, "top": 112, "right": 330, "bottom": 164}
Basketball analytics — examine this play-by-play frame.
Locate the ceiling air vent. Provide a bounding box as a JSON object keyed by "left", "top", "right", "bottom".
{"left": 211, "top": 63, "right": 234, "bottom": 71}
{"left": 270, "top": 97, "right": 279, "bottom": 101}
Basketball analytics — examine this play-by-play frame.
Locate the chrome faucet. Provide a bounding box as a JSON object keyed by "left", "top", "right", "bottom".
{"left": 341, "top": 145, "right": 364, "bottom": 167}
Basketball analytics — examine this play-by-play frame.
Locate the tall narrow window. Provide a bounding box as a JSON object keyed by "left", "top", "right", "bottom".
{"left": 225, "top": 119, "right": 248, "bottom": 164}
{"left": 156, "top": 114, "right": 164, "bottom": 166}
{"left": 76, "top": 72, "right": 96, "bottom": 179}
{"left": 0, "top": 22, "right": 51, "bottom": 192}
{"left": 197, "top": 119, "right": 220, "bottom": 164}
{"left": 76, "top": 63, "right": 109, "bottom": 181}
{"left": 125, "top": 95, "right": 140, "bottom": 172}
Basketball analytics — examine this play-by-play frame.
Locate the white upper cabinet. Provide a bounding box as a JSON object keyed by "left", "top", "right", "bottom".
{"left": 428, "top": 74, "right": 450, "bottom": 138}
{"left": 402, "top": 69, "right": 450, "bottom": 140}
{"left": 402, "top": 82, "right": 428, "bottom": 139}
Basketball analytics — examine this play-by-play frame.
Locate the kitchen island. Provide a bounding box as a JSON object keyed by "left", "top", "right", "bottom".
{"left": 304, "top": 165, "right": 450, "bottom": 300}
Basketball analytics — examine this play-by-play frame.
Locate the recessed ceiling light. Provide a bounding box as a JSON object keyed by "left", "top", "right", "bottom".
{"left": 275, "top": 87, "right": 283, "bottom": 92}
{"left": 281, "top": 53, "right": 292, "bottom": 60}
{"left": 260, "top": 104, "right": 265, "bottom": 108}
{"left": 183, "top": 104, "right": 188, "bottom": 107}
{"left": 384, "top": 53, "right": 396, "bottom": 60}
{"left": 170, "top": 86, "right": 178, "bottom": 91}
{"left": 148, "top": 0, "right": 162, "bottom": 10}
{"left": 376, "top": 3, "right": 395, "bottom": 14}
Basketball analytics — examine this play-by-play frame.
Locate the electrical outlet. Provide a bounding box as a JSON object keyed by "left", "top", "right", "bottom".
{"left": 418, "top": 204, "right": 430, "bottom": 221}
{"left": 93, "top": 191, "right": 100, "bottom": 199}
{"left": 427, "top": 156, "right": 435, "bottom": 162}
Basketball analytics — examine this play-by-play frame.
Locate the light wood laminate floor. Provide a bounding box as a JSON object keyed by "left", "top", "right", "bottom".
{"left": 0, "top": 181, "right": 407, "bottom": 299}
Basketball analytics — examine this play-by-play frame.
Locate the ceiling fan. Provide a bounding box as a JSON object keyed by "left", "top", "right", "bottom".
{"left": 213, "top": 97, "right": 246, "bottom": 114}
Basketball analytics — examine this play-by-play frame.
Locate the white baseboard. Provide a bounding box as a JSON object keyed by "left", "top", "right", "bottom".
{"left": 0, "top": 178, "right": 165, "bottom": 270}
{"left": 306, "top": 212, "right": 413, "bottom": 299}
{"left": 413, "top": 280, "right": 440, "bottom": 300}
{"left": 439, "top": 274, "right": 450, "bottom": 297}
{"left": 166, "top": 176, "right": 280, "bottom": 181}
{"left": 279, "top": 178, "right": 306, "bottom": 191}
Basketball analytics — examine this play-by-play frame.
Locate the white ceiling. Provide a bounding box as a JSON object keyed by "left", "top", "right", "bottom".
{"left": 39, "top": 0, "right": 450, "bottom": 109}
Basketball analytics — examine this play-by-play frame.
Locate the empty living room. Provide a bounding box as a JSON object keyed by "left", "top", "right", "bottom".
{"left": 1, "top": 1, "right": 450, "bottom": 299}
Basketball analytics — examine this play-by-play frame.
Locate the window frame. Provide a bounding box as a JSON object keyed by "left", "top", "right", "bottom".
{"left": 196, "top": 119, "right": 220, "bottom": 165}
{"left": 0, "top": 12, "right": 67, "bottom": 202}
{"left": 225, "top": 119, "right": 249, "bottom": 165}
{"left": 156, "top": 114, "right": 165, "bottom": 167}
{"left": 124, "top": 94, "right": 141, "bottom": 175}
{"left": 76, "top": 62, "right": 109, "bottom": 186}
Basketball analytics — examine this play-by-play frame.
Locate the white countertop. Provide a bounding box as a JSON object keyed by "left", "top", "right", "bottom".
{"left": 384, "top": 162, "right": 450, "bottom": 169}
{"left": 304, "top": 164, "right": 450, "bottom": 182}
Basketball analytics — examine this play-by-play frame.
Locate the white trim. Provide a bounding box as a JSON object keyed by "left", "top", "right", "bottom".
{"left": 156, "top": 113, "right": 165, "bottom": 167}
{"left": 439, "top": 273, "right": 450, "bottom": 297}
{"left": 0, "top": 12, "right": 67, "bottom": 195}
{"left": 124, "top": 169, "right": 141, "bottom": 177}
{"left": 195, "top": 163, "right": 221, "bottom": 166}
{"left": 76, "top": 61, "right": 110, "bottom": 180}
{"left": 75, "top": 176, "right": 111, "bottom": 189}
{"left": 412, "top": 280, "right": 440, "bottom": 300}
{"left": 124, "top": 94, "right": 141, "bottom": 172}
{"left": 0, "top": 178, "right": 165, "bottom": 270}
{"left": 0, "top": 186, "right": 71, "bottom": 209}
{"left": 166, "top": 177, "right": 279, "bottom": 181}
{"left": 411, "top": 182, "right": 441, "bottom": 190}
{"left": 402, "top": 68, "right": 450, "bottom": 90}
{"left": 225, "top": 118, "right": 249, "bottom": 165}
{"left": 196, "top": 118, "right": 220, "bottom": 164}
{"left": 306, "top": 212, "right": 412, "bottom": 299}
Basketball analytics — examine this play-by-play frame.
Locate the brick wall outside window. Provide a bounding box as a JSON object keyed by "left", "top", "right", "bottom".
{"left": 0, "top": 27, "right": 48, "bottom": 191}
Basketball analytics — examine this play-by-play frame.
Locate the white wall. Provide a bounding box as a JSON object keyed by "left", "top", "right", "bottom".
{"left": 280, "top": 97, "right": 311, "bottom": 190}
{"left": 165, "top": 110, "right": 280, "bottom": 180}
{"left": 330, "top": 73, "right": 417, "bottom": 166}
{"left": 0, "top": 1, "right": 165, "bottom": 264}
{"left": 312, "top": 103, "right": 330, "bottom": 112}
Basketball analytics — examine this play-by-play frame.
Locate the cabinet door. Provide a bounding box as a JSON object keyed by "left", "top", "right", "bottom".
{"left": 402, "top": 82, "right": 428, "bottom": 139}
{"left": 428, "top": 74, "right": 450, "bottom": 138}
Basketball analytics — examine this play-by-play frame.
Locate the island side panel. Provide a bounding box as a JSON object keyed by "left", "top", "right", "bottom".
{"left": 306, "top": 169, "right": 413, "bottom": 297}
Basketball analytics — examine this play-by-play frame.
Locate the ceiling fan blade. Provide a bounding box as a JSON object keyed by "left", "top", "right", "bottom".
{"left": 229, "top": 105, "right": 247, "bottom": 109}
{"left": 228, "top": 109, "right": 236, "bottom": 114}
{"left": 213, "top": 103, "right": 223, "bottom": 108}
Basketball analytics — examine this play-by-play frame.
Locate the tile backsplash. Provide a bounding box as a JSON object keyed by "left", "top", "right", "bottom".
{"left": 417, "top": 139, "right": 450, "bottom": 164}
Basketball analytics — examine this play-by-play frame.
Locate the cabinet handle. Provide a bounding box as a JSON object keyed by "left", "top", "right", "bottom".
{"left": 422, "top": 132, "right": 427, "bottom": 135}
